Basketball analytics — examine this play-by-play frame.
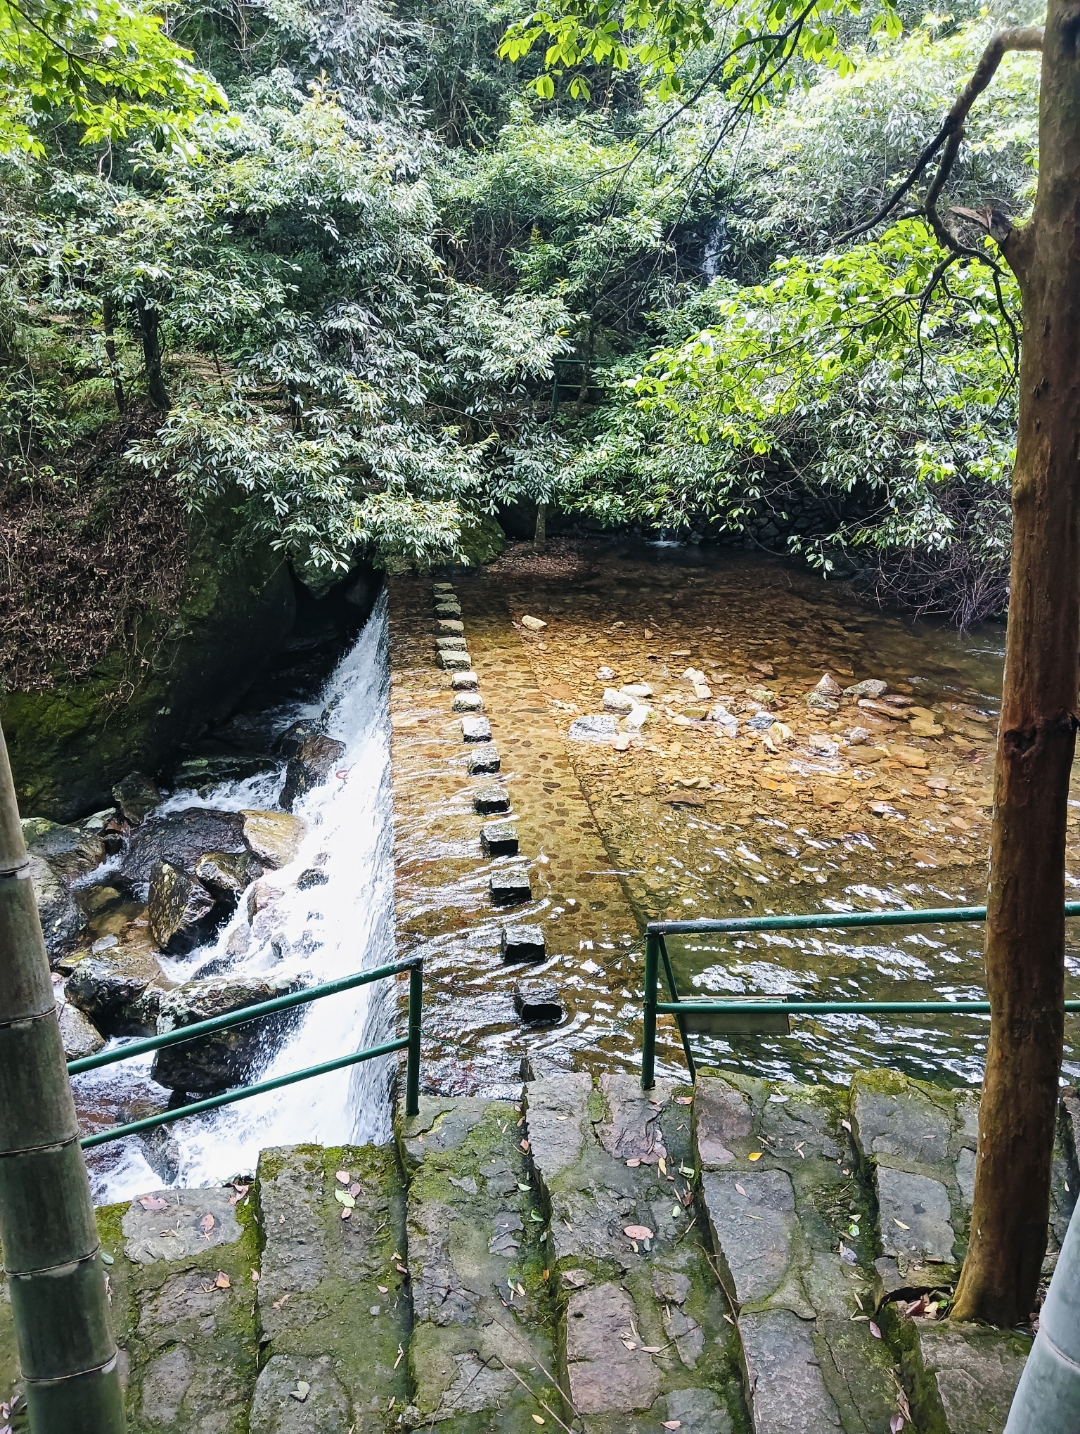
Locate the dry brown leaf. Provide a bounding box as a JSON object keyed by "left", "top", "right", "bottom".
{"left": 199, "top": 1213, "right": 216, "bottom": 1234}
{"left": 623, "top": 1225, "right": 654, "bottom": 1241}
{"left": 139, "top": 1196, "right": 168, "bottom": 1212}
{"left": 214, "top": 1272, "right": 231, "bottom": 1289}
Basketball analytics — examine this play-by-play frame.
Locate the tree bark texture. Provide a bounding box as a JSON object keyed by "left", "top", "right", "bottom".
{"left": 953, "top": 0, "right": 1080, "bottom": 1325}
{"left": 137, "top": 298, "right": 170, "bottom": 410}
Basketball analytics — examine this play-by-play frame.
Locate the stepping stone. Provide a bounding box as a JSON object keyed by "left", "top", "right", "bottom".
{"left": 481, "top": 821, "right": 518, "bottom": 856}
{"left": 435, "top": 618, "right": 464, "bottom": 635}
{"left": 452, "top": 692, "right": 483, "bottom": 713}
{"left": 434, "top": 601, "right": 462, "bottom": 618}
{"left": 514, "top": 980, "right": 562, "bottom": 1023}
{"left": 397, "top": 1097, "right": 557, "bottom": 1429}
{"left": 490, "top": 868, "right": 531, "bottom": 904}
{"left": 473, "top": 784, "right": 510, "bottom": 814}
{"left": 467, "top": 743, "right": 500, "bottom": 774}
{"left": 461, "top": 715, "right": 492, "bottom": 742}
{"left": 432, "top": 582, "right": 454, "bottom": 594}
{"left": 450, "top": 669, "right": 478, "bottom": 689}
{"left": 500, "top": 924, "right": 545, "bottom": 962}
{"left": 437, "top": 651, "right": 471, "bottom": 670}
{"left": 435, "top": 635, "right": 467, "bottom": 651}
{"left": 252, "top": 1145, "right": 409, "bottom": 1429}
{"left": 904, "top": 1321, "right": 1030, "bottom": 1434}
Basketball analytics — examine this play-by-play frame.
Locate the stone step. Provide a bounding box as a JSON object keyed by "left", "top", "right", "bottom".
{"left": 398, "top": 1094, "right": 562, "bottom": 1429}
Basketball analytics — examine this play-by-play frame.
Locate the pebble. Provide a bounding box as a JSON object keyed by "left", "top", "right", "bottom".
{"left": 520, "top": 615, "right": 547, "bottom": 631}
{"left": 603, "top": 688, "right": 635, "bottom": 713}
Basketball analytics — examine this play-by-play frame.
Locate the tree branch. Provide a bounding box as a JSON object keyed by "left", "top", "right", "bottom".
{"left": 843, "top": 26, "right": 1043, "bottom": 242}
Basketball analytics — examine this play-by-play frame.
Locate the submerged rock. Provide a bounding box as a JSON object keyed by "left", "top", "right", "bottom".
{"left": 844, "top": 679, "right": 888, "bottom": 698}
{"left": 437, "top": 650, "right": 471, "bottom": 671}
{"left": 279, "top": 734, "right": 346, "bottom": 810}
{"left": 112, "top": 771, "right": 162, "bottom": 824}
{"left": 241, "top": 810, "right": 306, "bottom": 869}
{"left": 514, "top": 981, "right": 562, "bottom": 1024}
{"left": 148, "top": 862, "right": 219, "bottom": 954}
{"left": 151, "top": 973, "right": 304, "bottom": 1093}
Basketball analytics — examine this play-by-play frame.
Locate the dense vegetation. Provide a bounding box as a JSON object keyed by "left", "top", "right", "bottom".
{"left": 0, "top": 0, "right": 1041, "bottom": 657}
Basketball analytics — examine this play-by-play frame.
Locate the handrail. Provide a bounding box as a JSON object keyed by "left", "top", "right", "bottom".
{"left": 72, "top": 956, "right": 423, "bottom": 1146}
{"left": 642, "top": 903, "right": 1080, "bottom": 1088}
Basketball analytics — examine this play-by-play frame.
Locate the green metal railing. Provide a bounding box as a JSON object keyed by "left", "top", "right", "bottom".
{"left": 641, "top": 903, "right": 1080, "bottom": 1089}
{"left": 70, "top": 956, "right": 423, "bottom": 1147}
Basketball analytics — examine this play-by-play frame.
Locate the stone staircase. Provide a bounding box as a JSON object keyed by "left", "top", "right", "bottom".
{"left": 2, "top": 1069, "right": 1075, "bottom": 1432}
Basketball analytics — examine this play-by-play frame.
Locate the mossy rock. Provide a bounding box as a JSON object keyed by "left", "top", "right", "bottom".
{"left": 458, "top": 514, "right": 507, "bottom": 567}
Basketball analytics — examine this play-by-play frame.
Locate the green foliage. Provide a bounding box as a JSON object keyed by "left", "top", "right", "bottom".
{"left": 0, "top": 0, "right": 225, "bottom": 156}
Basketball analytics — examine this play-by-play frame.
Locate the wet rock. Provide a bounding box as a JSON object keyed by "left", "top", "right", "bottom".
{"left": 296, "top": 867, "right": 329, "bottom": 890}
{"left": 247, "top": 878, "right": 282, "bottom": 920}
{"left": 876, "top": 1167, "right": 955, "bottom": 1263}
{"left": 151, "top": 973, "right": 303, "bottom": 1093}
{"left": 148, "top": 862, "right": 219, "bottom": 954}
{"left": 450, "top": 669, "right": 478, "bottom": 690}
{"left": 701, "top": 1169, "right": 797, "bottom": 1306}
{"left": 473, "top": 784, "right": 510, "bottom": 814}
{"left": 65, "top": 954, "right": 163, "bottom": 1036}
{"left": 57, "top": 999, "right": 105, "bottom": 1059}
{"left": 242, "top": 809, "right": 307, "bottom": 868}
{"left": 695, "top": 1077, "right": 753, "bottom": 1167}
{"left": 621, "top": 683, "right": 653, "bottom": 699}
{"left": 28, "top": 854, "right": 86, "bottom": 955}
{"left": 514, "top": 981, "right": 562, "bottom": 1024}
{"left": 490, "top": 869, "right": 531, "bottom": 904}
{"left": 436, "top": 618, "right": 465, "bottom": 635}
{"left": 122, "top": 1186, "right": 242, "bottom": 1263}
{"left": 112, "top": 771, "right": 162, "bottom": 824}
{"left": 279, "top": 734, "right": 347, "bottom": 810}
{"left": 21, "top": 818, "right": 105, "bottom": 880}
{"left": 520, "top": 615, "right": 546, "bottom": 631}
{"left": 435, "top": 635, "right": 468, "bottom": 651}
{"left": 844, "top": 679, "right": 888, "bottom": 698}
{"left": 665, "top": 1387, "right": 733, "bottom": 1434}
{"left": 437, "top": 650, "right": 471, "bottom": 670}
{"left": 480, "top": 821, "right": 518, "bottom": 856}
{"left": 603, "top": 687, "right": 635, "bottom": 713}
{"left": 120, "top": 807, "right": 248, "bottom": 891}
{"left": 195, "top": 850, "right": 262, "bottom": 902}
{"left": 434, "top": 600, "right": 462, "bottom": 618}
{"left": 432, "top": 582, "right": 455, "bottom": 594}
{"left": 173, "top": 754, "right": 278, "bottom": 794}
{"left": 566, "top": 1282, "right": 662, "bottom": 1414}
{"left": 461, "top": 715, "right": 492, "bottom": 742}
{"left": 274, "top": 718, "right": 324, "bottom": 758}
{"left": 139, "top": 1124, "right": 182, "bottom": 1185}
{"left": 568, "top": 714, "right": 617, "bottom": 742}
{"left": 250, "top": 1355, "right": 350, "bottom": 1434}
{"left": 500, "top": 923, "right": 545, "bottom": 963}
{"left": 452, "top": 691, "right": 483, "bottom": 713}
{"left": 467, "top": 743, "right": 500, "bottom": 774}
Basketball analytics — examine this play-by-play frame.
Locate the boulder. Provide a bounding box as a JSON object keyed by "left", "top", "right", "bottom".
{"left": 28, "top": 854, "right": 86, "bottom": 956}
{"left": 279, "top": 734, "right": 346, "bottom": 810}
{"left": 65, "top": 953, "right": 165, "bottom": 1037}
{"left": 194, "top": 850, "right": 262, "bottom": 902}
{"left": 58, "top": 1000, "right": 105, "bottom": 1060}
{"left": 112, "top": 771, "right": 162, "bottom": 824}
{"left": 120, "top": 808, "right": 248, "bottom": 891}
{"left": 21, "top": 818, "right": 105, "bottom": 880}
{"left": 172, "top": 755, "right": 277, "bottom": 795}
{"left": 148, "top": 862, "right": 219, "bottom": 954}
{"left": 151, "top": 973, "right": 304, "bottom": 1093}
{"left": 241, "top": 810, "right": 307, "bottom": 868}
{"left": 274, "top": 718, "right": 324, "bottom": 759}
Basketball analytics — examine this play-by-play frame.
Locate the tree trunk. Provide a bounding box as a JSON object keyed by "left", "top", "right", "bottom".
{"left": 137, "top": 298, "right": 170, "bottom": 410}
{"left": 534, "top": 501, "right": 547, "bottom": 552}
{"left": 952, "top": 0, "right": 1080, "bottom": 1325}
{"left": 102, "top": 294, "right": 124, "bottom": 415}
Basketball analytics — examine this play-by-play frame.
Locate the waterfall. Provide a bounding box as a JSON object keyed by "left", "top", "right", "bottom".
{"left": 79, "top": 593, "right": 396, "bottom": 1199}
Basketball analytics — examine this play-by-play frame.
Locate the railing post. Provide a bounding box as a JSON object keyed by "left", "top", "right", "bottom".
{"left": 0, "top": 722, "right": 125, "bottom": 1433}
{"left": 642, "top": 931, "right": 659, "bottom": 1090}
{"left": 406, "top": 961, "right": 422, "bottom": 1117}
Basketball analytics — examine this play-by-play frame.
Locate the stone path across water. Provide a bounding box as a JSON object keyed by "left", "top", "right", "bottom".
{"left": 0, "top": 1067, "right": 1073, "bottom": 1431}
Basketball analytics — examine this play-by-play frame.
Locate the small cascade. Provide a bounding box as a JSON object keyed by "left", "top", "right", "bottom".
{"left": 79, "top": 594, "right": 396, "bottom": 1200}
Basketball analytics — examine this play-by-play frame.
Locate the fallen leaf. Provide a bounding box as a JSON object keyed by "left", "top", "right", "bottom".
{"left": 378, "top": 1284, "right": 389, "bottom": 1293}
{"left": 520, "top": 1139, "right": 530, "bottom": 1152}
{"left": 890, "top": 1417, "right": 905, "bottom": 1433}
{"left": 623, "top": 1225, "right": 654, "bottom": 1241}
{"left": 747, "top": 1152, "right": 762, "bottom": 1162}
{"left": 139, "top": 1196, "right": 168, "bottom": 1212}
{"left": 341, "top": 1207, "right": 352, "bottom": 1220}
{"left": 675, "top": 1096, "right": 693, "bottom": 1105}
{"left": 869, "top": 1322, "right": 882, "bottom": 1339}
{"left": 658, "top": 1157, "right": 667, "bottom": 1176}
{"left": 532, "top": 1417, "right": 546, "bottom": 1426}
{"left": 840, "top": 1119, "right": 852, "bottom": 1132}
{"left": 100, "top": 1251, "right": 114, "bottom": 1265}
{"left": 396, "top": 1264, "right": 408, "bottom": 1274}
{"left": 626, "top": 1158, "right": 641, "bottom": 1168}
{"left": 907, "top": 1298, "right": 927, "bottom": 1317}
{"left": 336, "top": 1170, "right": 352, "bottom": 1184}
{"left": 394, "top": 1344, "right": 404, "bottom": 1369}
{"left": 893, "top": 1218, "right": 910, "bottom": 1230}
{"left": 735, "top": 1183, "right": 747, "bottom": 1196}
{"left": 662, "top": 1423, "right": 683, "bottom": 1430}
{"left": 199, "top": 1213, "right": 216, "bottom": 1235}
{"left": 290, "top": 1380, "right": 310, "bottom": 1403}
{"left": 335, "top": 1189, "right": 356, "bottom": 1208}
{"left": 349, "top": 1182, "right": 362, "bottom": 1198}
{"left": 671, "top": 1206, "right": 681, "bottom": 1219}
{"left": 214, "top": 1272, "right": 231, "bottom": 1289}
{"left": 251, "top": 1270, "right": 260, "bottom": 1283}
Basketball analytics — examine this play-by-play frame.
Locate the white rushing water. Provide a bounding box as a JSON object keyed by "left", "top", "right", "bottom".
{"left": 81, "top": 594, "right": 396, "bottom": 1200}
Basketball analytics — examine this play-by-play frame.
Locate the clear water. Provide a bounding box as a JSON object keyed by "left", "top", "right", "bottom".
{"left": 79, "top": 595, "right": 396, "bottom": 1201}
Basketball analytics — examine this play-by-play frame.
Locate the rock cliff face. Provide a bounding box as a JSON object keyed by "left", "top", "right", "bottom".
{"left": 2, "top": 526, "right": 296, "bottom": 821}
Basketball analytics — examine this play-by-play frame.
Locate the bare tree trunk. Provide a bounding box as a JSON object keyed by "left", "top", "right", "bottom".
{"left": 952, "top": 0, "right": 1080, "bottom": 1325}
{"left": 534, "top": 501, "right": 547, "bottom": 553}
{"left": 137, "top": 299, "right": 170, "bottom": 411}
{"left": 101, "top": 294, "right": 124, "bottom": 416}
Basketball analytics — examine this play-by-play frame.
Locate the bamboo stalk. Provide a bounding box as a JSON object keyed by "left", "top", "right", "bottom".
{"left": 0, "top": 723, "right": 125, "bottom": 1432}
